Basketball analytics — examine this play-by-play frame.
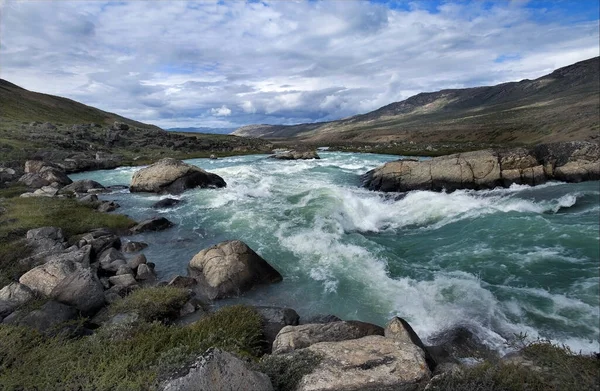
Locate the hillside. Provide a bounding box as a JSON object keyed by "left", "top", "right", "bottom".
{"left": 234, "top": 57, "right": 600, "bottom": 147}
{"left": 0, "top": 80, "right": 271, "bottom": 174}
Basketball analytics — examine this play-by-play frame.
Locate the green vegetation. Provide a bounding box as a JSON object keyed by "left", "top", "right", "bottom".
{"left": 0, "top": 239, "right": 33, "bottom": 288}
{"left": 0, "top": 304, "right": 263, "bottom": 391}
{"left": 255, "top": 350, "right": 322, "bottom": 391}
{"left": 0, "top": 183, "right": 28, "bottom": 198}
{"left": 109, "top": 286, "right": 191, "bottom": 323}
{"left": 426, "top": 341, "right": 600, "bottom": 391}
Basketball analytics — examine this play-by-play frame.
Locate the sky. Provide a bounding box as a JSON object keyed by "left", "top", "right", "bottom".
{"left": 0, "top": 0, "right": 598, "bottom": 129}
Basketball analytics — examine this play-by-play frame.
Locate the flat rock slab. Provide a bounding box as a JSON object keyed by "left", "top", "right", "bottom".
{"left": 298, "top": 335, "right": 430, "bottom": 391}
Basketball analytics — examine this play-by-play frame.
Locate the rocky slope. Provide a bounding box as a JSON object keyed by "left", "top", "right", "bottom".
{"left": 234, "top": 57, "right": 600, "bottom": 146}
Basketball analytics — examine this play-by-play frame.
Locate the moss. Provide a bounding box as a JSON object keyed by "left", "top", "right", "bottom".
{"left": 426, "top": 341, "right": 600, "bottom": 391}
{"left": 0, "top": 305, "right": 264, "bottom": 390}
{"left": 0, "top": 197, "right": 135, "bottom": 243}
{"left": 108, "top": 286, "right": 191, "bottom": 323}
{"left": 255, "top": 350, "right": 322, "bottom": 391}
{"left": 0, "top": 239, "right": 32, "bottom": 287}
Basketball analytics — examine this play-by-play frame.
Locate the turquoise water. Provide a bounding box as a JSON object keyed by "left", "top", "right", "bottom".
{"left": 71, "top": 152, "right": 600, "bottom": 354}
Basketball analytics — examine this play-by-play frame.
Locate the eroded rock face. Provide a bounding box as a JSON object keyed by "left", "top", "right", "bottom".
{"left": 273, "top": 320, "right": 385, "bottom": 354}
{"left": 161, "top": 348, "right": 273, "bottom": 391}
{"left": 297, "top": 335, "right": 431, "bottom": 391}
{"left": 362, "top": 141, "right": 600, "bottom": 192}
{"left": 130, "top": 158, "right": 226, "bottom": 194}
{"left": 188, "top": 240, "right": 282, "bottom": 300}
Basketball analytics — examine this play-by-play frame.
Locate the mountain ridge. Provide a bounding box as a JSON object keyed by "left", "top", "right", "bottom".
{"left": 233, "top": 57, "right": 600, "bottom": 145}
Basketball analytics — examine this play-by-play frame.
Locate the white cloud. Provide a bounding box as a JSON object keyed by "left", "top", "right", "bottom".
{"left": 0, "top": 0, "right": 597, "bottom": 128}
{"left": 210, "top": 105, "right": 232, "bottom": 117}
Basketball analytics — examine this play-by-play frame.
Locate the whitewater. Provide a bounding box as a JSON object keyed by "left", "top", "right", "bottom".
{"left": 70, "top": 152, "right": 600, "bottom": 355}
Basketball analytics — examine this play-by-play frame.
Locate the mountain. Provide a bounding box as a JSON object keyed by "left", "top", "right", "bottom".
{"left": 0, "top": 80, "right": 270, "bottom": 170}
{"left": 234, "top": 57, "right": 600, "bottom": 146}
{"left": 167, "top": 127, "right": 235, "bottom": 135}
{"left": 0, "top": 79, "right": 161, "bottom": 130}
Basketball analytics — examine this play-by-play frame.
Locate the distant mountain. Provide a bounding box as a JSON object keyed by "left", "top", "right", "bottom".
{"left": 0, "top": 79, "right": 161, "bottom": 130}
{"left": 167, "top": 127, "right": 235, "bottom": 135}
{"left": 234, "top": 57, "right": 600, "bottom": 145}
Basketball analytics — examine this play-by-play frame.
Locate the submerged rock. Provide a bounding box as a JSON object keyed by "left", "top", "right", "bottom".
{"left": 130, "top": 158, "right": 226, "bottom": 194}
{"left": 152, "top": 197, "right": 183, "bottom": 209}
{"left": 129, "top": 217, "right": 174, "bottom": 234}
{"left": 188, "top": 240, "right": 282, "bottom": 300}
{"left": 362, "top": 141, "right": 600, "bottom": 192}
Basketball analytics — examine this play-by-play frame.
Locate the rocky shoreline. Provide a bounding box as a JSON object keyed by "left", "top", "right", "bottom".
{"left": 1, "top": 148, "right": 598, "bottom": 390}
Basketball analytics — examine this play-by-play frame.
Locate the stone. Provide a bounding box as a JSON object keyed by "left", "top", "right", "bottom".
{"left": 385, "top": 317, "right": 436, "bottom": 371}
{"left": 122, "top": 241, "right": 148, "bottom": 253}
{"left": 130, "top": 158, "right": 226, "bottom": 194}
{"left": 136, "top": 264, "right": 156, "bottom": 281}
{"left": 273, "top": 320, "right": 384, "bottom": 354}
{"left": 3, "top": 300, "right": 79, "bottom": 336}
{"left": 60, "top": 179, "right": 105, "bottom": 194}
{"left": 79, "top": 229, "right": 121, "bottom": 257}
{"left": 127, "top": 253, "right": 147, "bottom": 270}
{"left": 97, "top": 200, "right": 119, "bottom": 212}
{"left": 152, "top": 197, "right": 183, "bottom": 208}
{"left": 27, "top": 226, "right": 64, "bottom": 242}
{"left": 188, "top": 240, "right": 282, "bottom": 300}
{"left": 160, "top": 348, "right": 273, "bottom": 391}
{"left": 112, "top": 121, "right": 130, "bottom": 131}
{"left": 0, "top": 283, "right": 34, "bottom": 318}
{"left": 18, "top": 173, "right": 50, "bottom": 188}
{"left": 426, "top": 326, "right": 497, "bottom": 364}
{"left": 109, "top": 274, "right": 138, "bottom": 288}
{"left": 19, "top": 259, "right": 83, "bottom": 296}
{"left": 301, "top": 314, "right": 343, "bottom": 324}
{"left": 116, "top": 265, "right": 134, "bottom": 276}
{"left": 362, "top": 141, "right": 600, "bottom": 192}
{"left": 296, "top": 335, "right": 430, "bottom": 391}
{"left": 50, "top": 268, "right": 105, "bottom": 314}
{"left": 78, "top": 194, "right": 99, "bottom": 203}
{"left": 168, "top": 275, "right": 197, "bottom": 288}
{"left": 254, "top": 306, "right": 300, "bottom": 350}
{"left": 38, "top": 166, "right": 72, "bottom": 186}
{"left": 271, "top": 150, "right": 320, "bottom": 160}
{"left": 129, "top": 217, "right": 174, "bottom": 234}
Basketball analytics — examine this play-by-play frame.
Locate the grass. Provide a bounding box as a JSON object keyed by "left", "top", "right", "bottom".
{"left": 426, "top": 341, "right": 600, "bottom": 391}
{"left": 0, "top": 304, "right": 264, "bottom": 391}
{"left": 255, "top": 350, "right": 322, "bottom": 391}
{"left": 109, "top": 286, "right": 191, "bottom": 323}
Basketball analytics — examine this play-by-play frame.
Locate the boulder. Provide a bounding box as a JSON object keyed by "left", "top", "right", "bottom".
{"left": 79, "top": 229, "right": 121, "bottom": 257}
{"left": 122, "top": 241, "right": 148, "bottom": 253}
{"left": 99, "top": 248, "right": 127, "bottom": 273}
{"left": 161, "top": 348, "right": 273, "bottom": 391}
{"left": 130, "top": 158, "right": 226, "bottom": 194}
{"left": 109, "top": 274, "right": 138, "bottom": 288}
{"left": 18, "top": 173, "right": 50, "bottom": 188}
{"left": 127, "top": 253, "right": 147, "bottom": 270}
{"left": 112, "top": 121, "right": 130, "bottom": 131}
{"left": 296, "top": 335, "right": 430, "bottom": 391}
{"left": 254, "top": 306, "right": 300, "bottom": 350}
{"left": 0, "top": 167, "right": 19, "bottom": 183}
{"left": 78, "top": 194, "right": 99, "bottom": 204}
{"left": 130, "top": 217, "right": 174, "bottom": 234}
{"left": 61, "top": 179, "right": 105, "bottom": 194}
{"left": 271, "top": 150, "right": 320, "bottom": 160}
{"left": 168, "top": 275, "right": 197, "bottom": 288}
{"left": 188, "top": 240, "right": 282, "bottom": 300}
{"left": 38, "top": 166, "right": 72, "bottom": 186}
{"left": 50, "top": 268, "right": 105, "bottom": 313}
{"left": 0, "top": 283, "right": 34, "bottom": 319}
{"left": 272, "top": 320, "right": 384, "bottom": 354}
{"left": 152, "top": 197, "right": 183, "bottom": 208}
{"left": 97, "top": 201, "right": 120, "bottom": 213}
{"left": 116, "top": 265, "right": 134, "bottom": 276}
{"left": 136, "top": 264, "right": 156, "bottom": 281}
{"left": 426, "top": 326, "right": 497, "bottom": 364}
{"left": 362, "top": 141, "right": 600, "bottom": 192}
{"left": 385, "top": 317, "right": 436, "bottom": 371}
{"left": 19, "top": 259, "right": 83, "bottom": 296}
{"left": 301, "top": 314, "right": 342, "bottom": 324}
{"left": 3, "top": 300, "right": 79, "bottom": 336}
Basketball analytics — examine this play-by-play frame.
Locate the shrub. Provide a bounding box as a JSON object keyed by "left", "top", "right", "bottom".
{"left": 108, "top": 286, "right": 191, "bottom": 323}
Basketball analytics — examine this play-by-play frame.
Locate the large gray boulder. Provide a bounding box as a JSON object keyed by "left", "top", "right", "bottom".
{"left": 18, "top": 173, "right": 51, "bottom": 188}
{"left": 296, "top": 335, "right": 431, "bottom": 391}
{"left": 271, "top": 150, "right": 320, "bottom": 160}
{"left": 78, "top": 229, "right": 121, "bottom": 257}
{"left": 161, "top": 348, "right": 273, "bottom": 391}
{"left": 272, "top": 320, "right": 384, "bottom": 354}
{"left": 60, "top": 179, "right": 105, "bottom": 194}
{"left": 362, "top": 141, "right": 600, "bottom": 192}
{"left": 188, "top": 240, "right": 282, "bottom": 300}
{"left": 50, "top": 268, "right": 105, "bottom": 314}
{"left": 19, "top": 259, "right": 83, "bottom": 296}
{"left": 385, "top": 317, "right": 436, "bottom": 371}
{"left": 130, "top": 158, "right": 226, "bottom": 194}
{"left": 0, "top": 283, "right": 34, "bottom": 319}
{"left": 2, "top": 300, "right": 80, "bottom": 336}
{"left": 254, "top": 306, "right": 300, "bottom": 350}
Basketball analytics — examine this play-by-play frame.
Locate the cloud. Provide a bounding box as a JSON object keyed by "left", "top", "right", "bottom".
{"left": 0, "top": 0, "right": 598, "bottom": 129}
{"left": 210, "top": 105, "right": 232, "bottom": 117}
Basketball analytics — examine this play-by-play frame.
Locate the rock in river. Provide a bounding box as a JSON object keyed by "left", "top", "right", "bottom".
{"left": 130, "top": 158, "right": 226, "bottom": 194}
